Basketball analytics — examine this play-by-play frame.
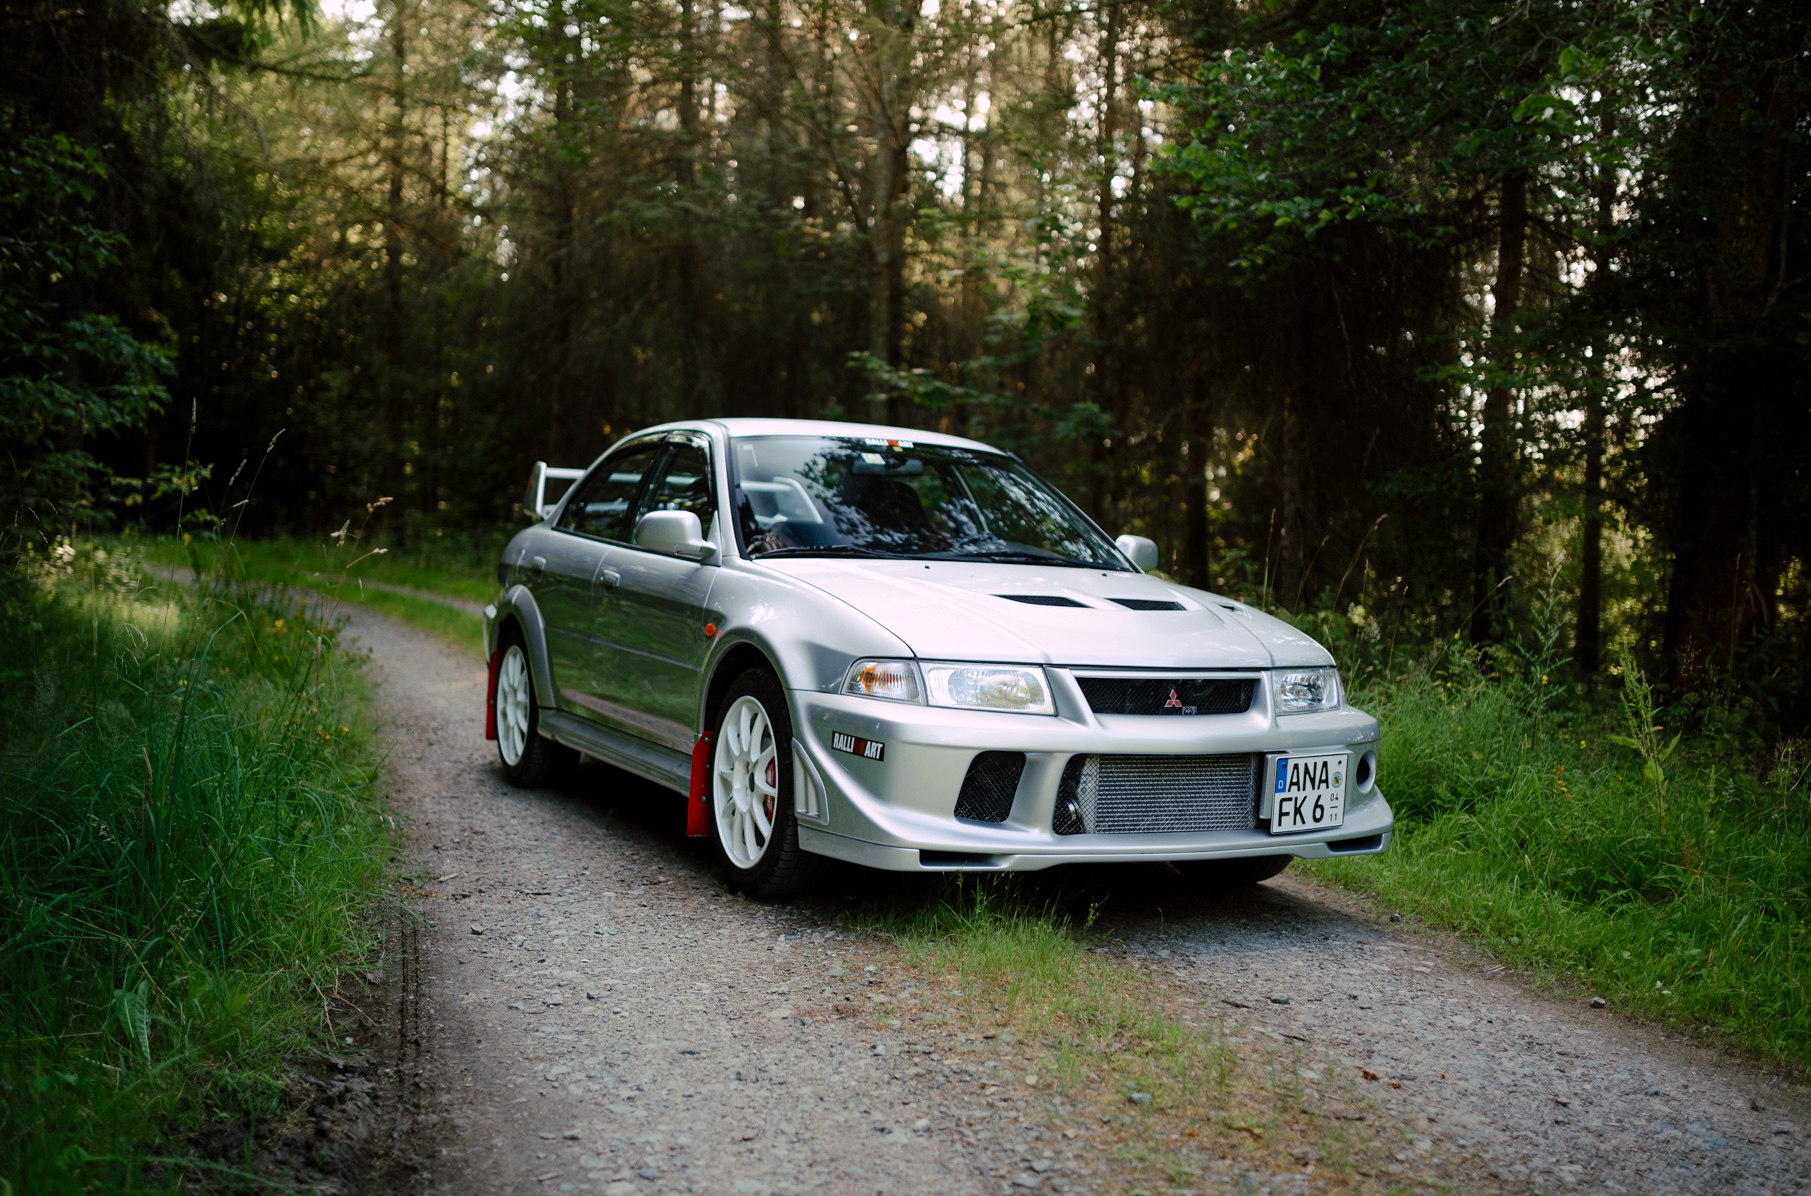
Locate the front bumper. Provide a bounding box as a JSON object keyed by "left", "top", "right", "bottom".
{"left": 787, "top": 670, "right": 1391, "bottom": 872}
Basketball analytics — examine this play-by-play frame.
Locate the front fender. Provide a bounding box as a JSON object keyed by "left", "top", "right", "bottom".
{"left": 485, "top": 584, "right": 560, "bottom": 710}
{"left": 693, "top": 564, "right": 914, "bottom": 731}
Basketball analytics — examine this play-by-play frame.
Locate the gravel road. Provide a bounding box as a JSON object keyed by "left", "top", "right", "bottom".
{"left": 334, "top": 606, "right": 1810, "bottom": 1196}
{"left": 1085, "top": 879, "right": 1810, "bottom": 1195}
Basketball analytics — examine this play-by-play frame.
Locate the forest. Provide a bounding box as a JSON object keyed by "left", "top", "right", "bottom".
{"left": 4, "top": 2, "right": 1811, "bottom": 1184}
{"left": 2, "top": 0, "right": 1808, "bottom": 706}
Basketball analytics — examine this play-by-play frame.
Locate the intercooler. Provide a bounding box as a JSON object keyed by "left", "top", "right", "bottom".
{"left": 1053, "top": 753, "right": 1261, "bottom": 835}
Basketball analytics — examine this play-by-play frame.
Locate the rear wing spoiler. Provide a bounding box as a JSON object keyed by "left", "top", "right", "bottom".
{"left": 524, "top": 461, "right": 587, "bottom": 522}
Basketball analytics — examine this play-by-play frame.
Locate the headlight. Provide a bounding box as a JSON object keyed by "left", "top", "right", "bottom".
{"left": 923, "top": 663, "right": 1055, "bottom": 715}
{"left": 1274, "top": 667, "right": 1340, "bottom": 713}
{"left": 843, "top": 659, "right": 922, "bottom": 703}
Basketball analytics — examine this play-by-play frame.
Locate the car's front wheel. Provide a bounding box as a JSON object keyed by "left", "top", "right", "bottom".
{"left": 495, "top": 636, "right": 575, "bottom": 787}
{"left": 710, "top": 670, "right": 817, "bottom": 898}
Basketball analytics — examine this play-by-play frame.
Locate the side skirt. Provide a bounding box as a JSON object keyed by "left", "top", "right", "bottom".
{"left": 539, "top": 710, "right": 691, "bottom": 794}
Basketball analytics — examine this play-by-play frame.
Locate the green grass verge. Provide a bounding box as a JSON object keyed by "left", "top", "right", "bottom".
{"left": 0, "top": 540, "right": 387, "bottom": 1193}
{"left": 142, "top": 535, "right": 491, "bottom": 657}
{"left": 1305, "top": 663, "right": 1811, "bottom": 1073}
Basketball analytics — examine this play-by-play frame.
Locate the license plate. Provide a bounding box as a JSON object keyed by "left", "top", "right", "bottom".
{"left": 1267, "top": 751, "right": 1348, "bottom": 834}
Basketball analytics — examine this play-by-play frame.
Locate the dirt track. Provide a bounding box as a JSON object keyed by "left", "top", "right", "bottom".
{"left": 315, "top": 605, "right": 1809, "bottom": 1196}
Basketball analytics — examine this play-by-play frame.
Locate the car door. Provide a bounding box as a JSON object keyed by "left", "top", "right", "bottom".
{"left": 593, "top": 435, "right": 721, "bottom": 751}
{"left": 536, "top": 439, "right": 665, "bottom": 723}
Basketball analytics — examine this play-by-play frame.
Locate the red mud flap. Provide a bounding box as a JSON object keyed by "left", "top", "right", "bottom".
{"left": 484, "top": 648, "right": 501, "bottom": 741}
{"left": 687, "top": 732, "right": 713, "bottom": 837}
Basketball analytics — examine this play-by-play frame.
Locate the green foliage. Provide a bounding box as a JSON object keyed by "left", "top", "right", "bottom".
{"left": 0, "top": 133, "right": 172, "bottom": 527}
{"left": 0, "top": 541, "right": 386, "bottom": 1192}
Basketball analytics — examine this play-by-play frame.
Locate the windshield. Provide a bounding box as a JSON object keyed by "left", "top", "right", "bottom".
{"left": 729, "top": 435, "right": 1129, "bottom": 569}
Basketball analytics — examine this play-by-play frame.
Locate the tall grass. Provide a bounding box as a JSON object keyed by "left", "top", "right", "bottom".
{"left": 0, "top": 540, "right": 386, "bottom": 1193}
{"left": 156, "top": 534, "right": 499, "bottom": 606}
{"left": 144, "top": 534, "right": 495, "bottom": 654}
{"left": 1310, "top": 654, "right": 1811, "bottom": 1070}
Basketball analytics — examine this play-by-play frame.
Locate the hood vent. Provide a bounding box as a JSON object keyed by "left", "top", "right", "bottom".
{"left": 1108, "top": 597, "right": 1186, "bottom": 611}
{"left": 995, "top": 594, "right": 1088, "bottom": 607}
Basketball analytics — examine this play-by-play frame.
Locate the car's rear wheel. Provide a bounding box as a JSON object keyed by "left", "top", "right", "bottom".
{"left": 495, "top": 636, "right": 575, "bottom": 786}
{"left": 1175, "top": 854, "right": 1292, "bottom": 890}
{"left": 710, "top": 670, "right": 817, "bottom": 898}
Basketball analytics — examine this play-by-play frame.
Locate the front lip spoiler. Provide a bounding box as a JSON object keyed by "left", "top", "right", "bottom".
{"left": 796, "top": 825, "right": 1392, "bottom": 873}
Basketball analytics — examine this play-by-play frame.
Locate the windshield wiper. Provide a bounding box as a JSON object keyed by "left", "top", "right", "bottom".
{"left": 942, "top": 550, "right": 1118, "bottom": 569}
{"left": 748, "top": 545, "right": 907, "bottom": 560}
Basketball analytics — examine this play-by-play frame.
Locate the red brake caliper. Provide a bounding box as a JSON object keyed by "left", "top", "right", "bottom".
{"left": 764, "top": 758, "right": 777, "bottom": 821}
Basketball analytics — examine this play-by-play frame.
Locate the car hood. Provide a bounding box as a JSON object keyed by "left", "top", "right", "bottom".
{"left": 761, "top": 559, "right": 1332, "bottom": 669}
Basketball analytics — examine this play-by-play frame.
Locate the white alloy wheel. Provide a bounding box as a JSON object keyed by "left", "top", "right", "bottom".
{"left": 713, "top": 694, "right": 780, "bottom": 868}
{"left": 496, "top": 643, "right": 532, "bottom": 767}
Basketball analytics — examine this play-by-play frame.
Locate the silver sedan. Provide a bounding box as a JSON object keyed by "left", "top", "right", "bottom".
{"left": 483, "top": 419, "right": 1391, "bottom": 896}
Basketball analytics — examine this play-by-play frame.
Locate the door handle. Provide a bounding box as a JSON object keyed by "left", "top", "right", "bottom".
{"left": 598, "top": 568, "right": 621, "bottom": 590}
{"left": 527, "top": 555, "right": 546, "bottom": 582}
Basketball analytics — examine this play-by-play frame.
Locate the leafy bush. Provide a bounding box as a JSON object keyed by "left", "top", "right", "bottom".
{"left": 0, "top": 540, "right": 385, "bottom": 1192}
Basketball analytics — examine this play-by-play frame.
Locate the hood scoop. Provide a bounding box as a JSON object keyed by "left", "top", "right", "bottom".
{"left": 995, "top": 594, "right": 1089, "bottom": 608}
{"left": 1108, "top": 597, "right": 1186, "bottom": 611}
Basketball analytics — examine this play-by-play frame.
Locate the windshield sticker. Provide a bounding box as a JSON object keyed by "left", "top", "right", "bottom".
{"left": 831, "top": 730, "right": 885, "bottom": 761}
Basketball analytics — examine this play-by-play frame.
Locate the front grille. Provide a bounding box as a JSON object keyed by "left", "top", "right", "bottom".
{"left": 1053, "top": 753, "right": 1260, "bottom": 835}
{"left": 954, "top": 751, "right": 1025, "bottom": 822}
{"left": 1077, "top": 677, "right": 1256, "bottom": 716}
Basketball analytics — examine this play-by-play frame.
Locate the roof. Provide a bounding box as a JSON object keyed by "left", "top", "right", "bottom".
{"left": 703, "top": 417, "right": 1003, "bottom": 454}
{"left": 559, "top": 418, "right": 1007, "bottom": 473}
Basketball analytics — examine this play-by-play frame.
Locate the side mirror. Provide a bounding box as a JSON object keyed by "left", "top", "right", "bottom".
{"left": 524, "top": 461, "right": 586, "bottom": 522}
{"left": 1116, "top": 534, "right": 1159, "bottom": 573}
{"left": 635, "top": 509, "right": 717, "bottom": 562}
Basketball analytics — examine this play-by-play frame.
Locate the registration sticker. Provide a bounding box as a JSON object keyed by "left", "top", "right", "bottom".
{"left": 1267, "top": 751, "right": 1347, "bottom": 834}
{"left": 831, "top": 730, "right": 885, "bottom": 761}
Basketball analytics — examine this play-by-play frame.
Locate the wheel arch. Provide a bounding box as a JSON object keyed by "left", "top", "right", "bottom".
{"left": 701, "top": 639, "right": 782, "bottom": 734}
{"left": 489, "top": 585, "right": 560, "bottom": 709}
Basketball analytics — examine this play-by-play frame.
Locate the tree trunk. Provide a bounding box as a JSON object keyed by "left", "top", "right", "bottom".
{"left": 865, "top": 3, "right": 901, "bottom": 425}
{"left": 677, "top": 0, "right": 704, "bottom": 410}
{"left": 545, "top": 0, "right": 576, "bottom": 458}
{"left": 1660, "top": 40, "right": 1795, "bottom": 689}
{"left": 1576, "top": 125, "right": 1614, "bottom": 674}
{"left": 1182, "top": 377, "right": 1212, "bottom": 589}
{"left": 1576, "top": 387, "right": 1605, "bottom": 671}
{"left": 382, "top": 0, "right": 409, "bottom": 538}
{"left": 1093, "top": 0, "right": 1120, "bottom": 399}
{"left": 1470, "top": 171, "right": 1527, "bottom": 643}
{"left": 1278, "top": 391, "right": 1311, "bottom": 607}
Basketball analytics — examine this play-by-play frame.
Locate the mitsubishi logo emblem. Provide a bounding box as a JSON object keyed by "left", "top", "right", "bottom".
{"left": 1164, "top": 688, "right": 1184, "bottom": 709}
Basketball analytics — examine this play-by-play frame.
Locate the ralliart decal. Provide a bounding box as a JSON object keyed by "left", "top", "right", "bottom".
{"left": 830, "top": 730, "right": 885, "bottom": 761}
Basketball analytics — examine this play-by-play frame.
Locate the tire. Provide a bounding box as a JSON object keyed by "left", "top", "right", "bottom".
{"left": 1174, "top": 854, "right": 1292, "bottom": 891}
{"left": 709, "top": 669, "right": 818, "bottom": 898}
{"left": 494, "top": 633, "right": 576, "bottom": 787}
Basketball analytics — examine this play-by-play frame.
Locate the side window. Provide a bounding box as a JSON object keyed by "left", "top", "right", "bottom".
{"left": 641, "top": 442, "right": 716, "bottom": 531}
{"left": 557, "top": 442, "right": 664, "bottom": 542}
